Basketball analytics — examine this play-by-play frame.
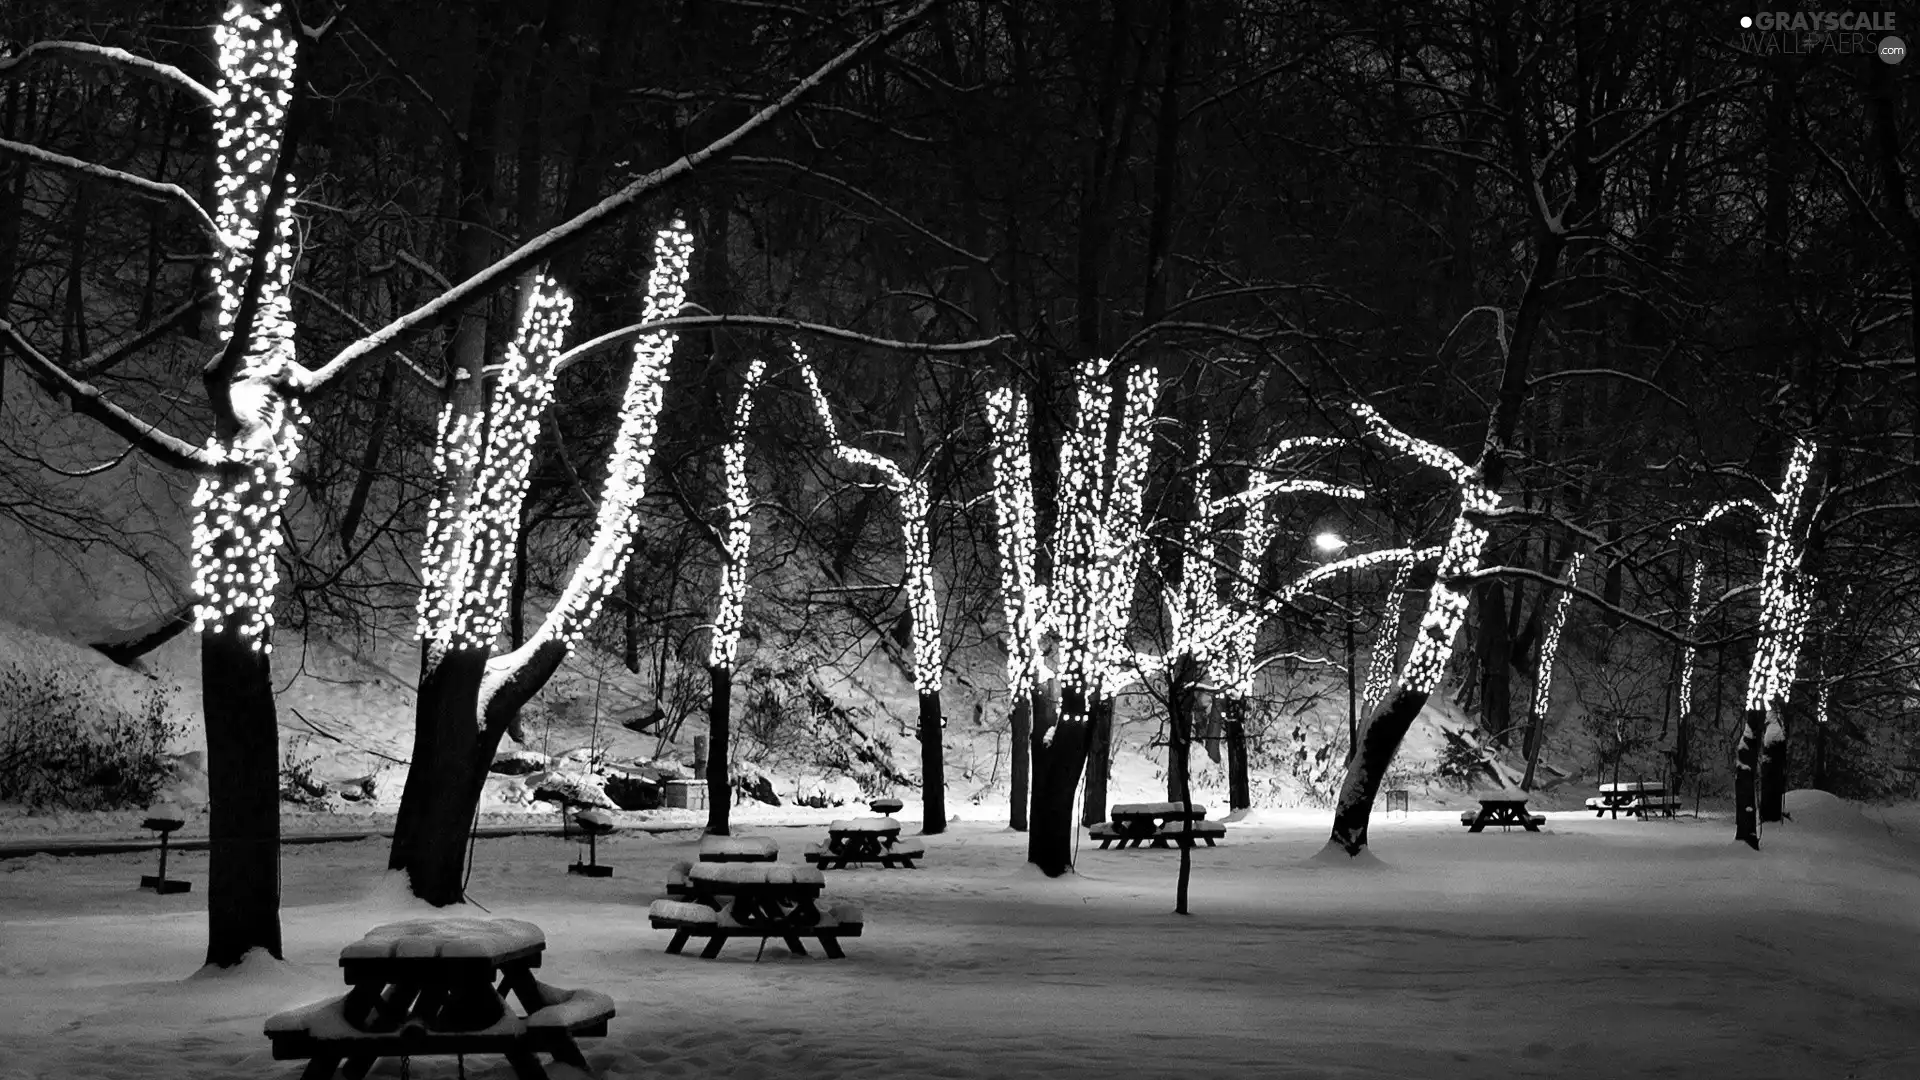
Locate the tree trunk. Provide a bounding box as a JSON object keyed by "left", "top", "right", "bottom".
{"left": 338, "top": 355, "right": 399, "bottom": 552}
{"left": 1164, "top": 696, "right": 1191, "bottom": 804}
{"left": 1081, "top": 696, "right": 1113, "bottom": 826}
{"left": 1327, "top": 686, "right": 1429, "bottom": 855}
{"left": 1474, "top": 579, "right": 1514, "bottom": 745}
{"left": 1169, "top": 657, "right": 1196, "bottom": 915}
{"left": 1224, "top": 695, "right": 1250, "bottom": 810}
{"left": 919, "top": 690, "right": 946, "bottom": 835}
{"left": 704, "top": 663, "right": 733, "bottom": 835}
{"left": 201, "top": 624, "right": 282, "bottom": 967}
{"left": 1759, "top": 707, "right": 1787, "bottom": 823}
{"left": 1026, "top": 686, "right": 1083, "bottom": 876}
{"left": 388, "top": 646, "right": 492, "bottom": 905}
{"left": 1009, "top": 693, "right": 1031, "bottom": 831}
{"left": 1734, "top": 706, "right": 1766, "bottom": 849}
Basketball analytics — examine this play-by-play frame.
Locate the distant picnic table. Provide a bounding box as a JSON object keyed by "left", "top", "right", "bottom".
{"left": 1091, "top": 802, "right": 1228, "bottom": 849}
{"left": 804, "top": 816, "right": 925, "bottom": 869}
{"left": 264, "top": 917, "right": 612, "bottom": 1080}
{"left": 1459, "top": 795, "right": 1545, "bottom": 833}
{"left": 649, "top": 862, "right": 862, "bottom": 959}
{"left": 1586, "top": 781, "right": 1680, "bottom": 819}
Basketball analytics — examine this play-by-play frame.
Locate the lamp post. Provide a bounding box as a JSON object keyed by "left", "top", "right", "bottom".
{"left": 1314, "top": 531, "right": 1357, "bottom": 762}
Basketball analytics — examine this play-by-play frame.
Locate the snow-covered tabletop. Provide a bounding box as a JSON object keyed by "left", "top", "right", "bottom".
{"left": 1111, "top": 802, "right": 1208, "bottom": 818}
{"left": 339, "top": 917, "right": 546, "bottom": 978}
{"left": 683, "top": 863, "right": 826, "bottom": 931}
{"left": 828, "top": 817, "right": 901, "bottom": 833}
{"left": 697, "top": 834, "right": 779, "bottom": 861}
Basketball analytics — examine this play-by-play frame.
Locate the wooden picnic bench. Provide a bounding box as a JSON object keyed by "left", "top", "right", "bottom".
{"left": 1459, "top": 796, "right": 1545, "bottom": 832}
{"left": 1585, "top": 780, "right": 1680, "bottom": 819}
{"left": 1091, "top": 802, "right": 1227, "bottom": 849}
{"left": 697, "top": 834, "right": 779, "bottom": 862}
{"left": 803, "top": 816, "right": 922, "bottom": 869}
{"left": 264, "top": 917, "right": 612, "bottom": 1080}
{"left": 651, "top": 863, "right": 857, "bottom": 958}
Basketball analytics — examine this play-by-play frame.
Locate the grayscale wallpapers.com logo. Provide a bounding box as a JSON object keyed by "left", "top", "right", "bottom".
{"left": 1733, "top": 10, "right": 1904, "bottom": 61}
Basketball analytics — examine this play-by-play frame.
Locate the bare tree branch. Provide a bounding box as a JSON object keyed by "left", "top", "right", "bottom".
{"left": 0, "top": 136, "right": 225, "bottom": 250}
{"left": 552, "top": 316, "right": 1010, "bottom": 374}
{"left": 0, "top": 319, "right": 218, "bottom": 472}
{"left": 0, "top": 40, "right": 219, "bottom": 106}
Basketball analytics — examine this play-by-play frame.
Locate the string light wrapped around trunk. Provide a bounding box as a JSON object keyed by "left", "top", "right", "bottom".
{"left": 1529, "top": 551, "right": 1585, "bottom": 721}
{"left": 1743, "top": 438, "right": 1818, "bottom": 712}
{"left": 417, "top": 275, "right": 574, "bottom": 651}
{"left": 986, "top": 386, "right": 1045, "bottom": 697}
{"left": 526, "top": 221, "right": 692, "bottom": 648}
{"left": 1677, "top": 560, "right": 1701, "bottom": 716}
{"left": 707, "top": 359, "right": 767, "bottom": 670}
{"left": 800, "top": 354, "right": 943, "bottom": 693}
{"left": 1361, "top": 557, "right": 1413, "bottom": 713}
{"left": 188, "top": 1, "right": 303, "bottom": 652}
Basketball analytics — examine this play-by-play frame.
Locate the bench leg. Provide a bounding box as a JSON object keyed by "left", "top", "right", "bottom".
{"left": 782, "top": 935, "right": 808, "bottom": 956}
{"left": 542, "top": 1034, "right": 590, "bottom": 1070}
{"left": 700, "top": 934, "right": 727, "bottom": 960}
{"left": 666, "top": 929, "right": 690, "bottom": 955}
{"left": 819, "top": 934, "right": 846, "bottom": 960}
{"left": 504, "top": 1046, "right": 551, "bottom": 1080}
{"left": 900, "top": 857, "right": 916, "bottom": 868}
{"left": 298, "top": 1055, "right": 342, "bottom": 1080}
{"left": 341, "top": 1054, "right": 377, "bottom": 1080}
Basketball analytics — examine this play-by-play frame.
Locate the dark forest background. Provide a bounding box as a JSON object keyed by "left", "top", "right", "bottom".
{"left": 4, "top": 0, "right": 1919, "bottom": 802}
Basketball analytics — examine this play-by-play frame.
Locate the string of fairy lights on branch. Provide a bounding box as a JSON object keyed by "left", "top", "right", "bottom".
{"left": 1361, "top": 557, "right": 1413, "bottom": 713}
{"left": 1350, "top": 400, "right": 1496, "bottom": 694}
{"left": 1743, "top": 437, "right": 1818, "bottom": 713}
{"left": 189, "top": 1, "right": 303, "bottom": 651}
{"left": 708, "top": 358, "right": 767, "bottom": 671}
{"left": 417, "top": 275, "right": 574, "bottom": 653}
{"left": 511, "top": 220, "right": 692, "bottom": 656}
{"left": 1529, "top": 551, "right": 1585, "bottom": 722}
{"left": 985, "top": 385, "right": 1046, "bottom": 698}
{"left": 800, "top": 353, "right": 943, "bottom": 694}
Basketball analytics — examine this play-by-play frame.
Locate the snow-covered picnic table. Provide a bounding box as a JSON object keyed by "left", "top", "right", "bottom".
{"left": 263, "top": 917, "right": 613, "bottom": 1079}
{"left": 803, "top": 816, "right": 925, "bottom": 869}
{"left": 1091, "top": 803, "right": 1227, "bottom": 849}
{"left": 1461, "top": 795, "right": 1545, "bottom": 832}
{"left": 650, "top": 863, "right": 860, "bottom": 959}
{"left": 1586, "top": 781, "right": 1680, "bottom": 819}
{"left": 697, "top": 834, "right": 779, "bottom": 862}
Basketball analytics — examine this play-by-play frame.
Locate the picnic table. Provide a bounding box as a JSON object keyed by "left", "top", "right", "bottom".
{"left": 1585, "top": 780, "right": 1680, "bottom": 819}
{"left": 264, "top": 917, "right": 612, "bottom": 1080}
{"left": 1090, "top": 802, "right": 1227, "bottom": 849}
{"left": 804, "top": 816, "right": 924, "bottom": 869}
{"left": 650, "top": 863, "right": 860, "bottom": 958}
{"left": 1459, "top": 795, "right": 1545, "bottom": 832}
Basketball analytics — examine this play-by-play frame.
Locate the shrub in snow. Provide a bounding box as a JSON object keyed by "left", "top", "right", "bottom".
{"left": 0, "top": 662, "right": 181, "bottom": 809}
{"left": 489, "top": 749, "right": 551, "bottom": 776}
{"left": 528, "top": 770, "right": 618, "bottom": 809}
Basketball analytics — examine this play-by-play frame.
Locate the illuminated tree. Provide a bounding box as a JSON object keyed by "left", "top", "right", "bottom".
{"left": 800, "top": 352, "right": 949, "bottom": 833}
{"left": 984, "top": 358, "right": 1158, "bottom": 875}
{"left": 985, "top": 384, "right": 1043, "bottom": 832}
{"left": 701, "top": 357, "right": 768, "bottom": 835}
{"left": 1519, "top": 551, "right": 1584, "bottom": 791}
{"left": 1734, "top": 437, "right": 1819, "bottom": 845}
{"left": 1325, "top": 401, "right": 1497, "bottom": 857}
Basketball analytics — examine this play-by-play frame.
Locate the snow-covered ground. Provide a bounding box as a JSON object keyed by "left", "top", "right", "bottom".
{"left": 2, "top": 789, "right": 1917, "bottom": 1080}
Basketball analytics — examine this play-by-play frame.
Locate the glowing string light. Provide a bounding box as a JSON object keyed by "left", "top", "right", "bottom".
{"left": 1528, "top": 551, "right": 1585, "bottom": 721}
{"left": 189, "top": 1, "right": 303, "bottom": 652}
{"left": 800, "top": 354, "right": 943, "bottom": 693}
{"left": 1677, "top": 561, "right": 1701, "bottom": 715}
{"left": 986, "top": 385, "right": 1045, "bottom": 697}
{"left": 1350, "top": 400, "right": 1495, "bottom": 694}
{"left": 708, "top": 358, "right": 768, "bottom": 670}
{"left": 1743, "top": 438, "right": 1817, "bottom": 712}
{"left": 417, "top": 275, "right": 574, "bottom": 652}
{"left": 1361, "top": 557, "right": 1413, "bottom": 713}
{"left": 515, "top": 221, "right": 692, "bottom": 653}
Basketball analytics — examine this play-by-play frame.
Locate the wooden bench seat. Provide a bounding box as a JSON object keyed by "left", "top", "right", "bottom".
{"left": 647, "top": 899, "right": 864, "bottom": 959}
{"left": 264, "top": 984, "right": 613, "bottom": 1065}
{"left": 1092, "top": 820, "right": 1227, "bottom": 848}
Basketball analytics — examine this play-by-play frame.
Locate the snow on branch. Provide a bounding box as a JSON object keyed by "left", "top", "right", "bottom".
{"left": 553, "top": 315, "right": 1010, "bottom": 374}
{"left": 0, "top": 136, "right": 225, "bottom": 249}
{"left": 294, "top": 0, "right": 941, "bottom": 393}
{"left": 0, "top": 39, "right": 219, "bottom": 106}
{"left": 800, "top": 349, "right": 941, "bottom": 693}
{"left": 0, "top": 319, "right": 217, "bottom": 472}
{"left": 709, "top": 358, "right": 768, "bottom": 671}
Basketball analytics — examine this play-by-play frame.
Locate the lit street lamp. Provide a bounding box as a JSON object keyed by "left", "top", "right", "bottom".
{"left": 1314, "top": 532, "right": 1357, "bottom": 762}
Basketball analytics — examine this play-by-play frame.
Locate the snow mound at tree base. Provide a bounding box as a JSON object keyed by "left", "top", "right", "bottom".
{"left": 1780, "top": 788, "right": 1896, "bottom": 844}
